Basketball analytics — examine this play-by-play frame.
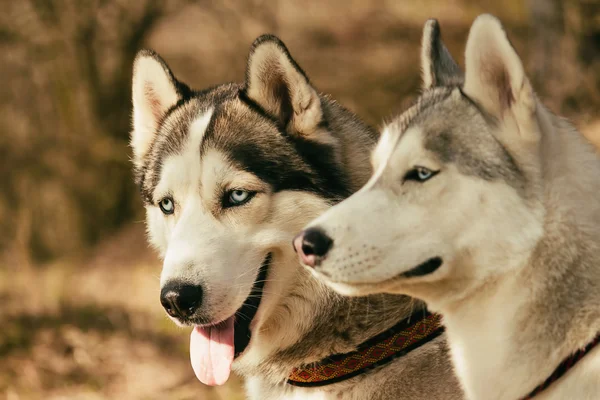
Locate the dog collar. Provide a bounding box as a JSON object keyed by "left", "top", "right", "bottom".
{"left": 520, "top": 333, "right": 600, "bottom": 399}
{"left": 287, "top": 311, "right": 443, "bottom": 387}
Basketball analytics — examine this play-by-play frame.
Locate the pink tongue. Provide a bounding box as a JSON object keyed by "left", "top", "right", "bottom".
{"left": 190, "top": 317, "right": 234, "bottom": 386}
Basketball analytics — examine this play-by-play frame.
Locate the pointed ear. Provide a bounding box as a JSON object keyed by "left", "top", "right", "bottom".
{"left": 463, "top": 14, "right": 536, "bottom": 122}
{"left": 131, "top": 49, "right": 185, "bottom": 161}
{"left": 244, "top": 35, "right": 322, "bottom": 137}
{"left": 421, "top": 19, "right": 463, "bottom": 89}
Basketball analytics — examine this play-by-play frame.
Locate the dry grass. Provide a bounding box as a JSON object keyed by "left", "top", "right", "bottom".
{"left": 0, "top": 224, "right": 245, "bottom": 400}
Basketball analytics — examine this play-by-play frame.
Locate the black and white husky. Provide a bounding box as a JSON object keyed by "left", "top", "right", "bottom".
{"left": 130, "top": 35, "right": 461, "bottom": 399}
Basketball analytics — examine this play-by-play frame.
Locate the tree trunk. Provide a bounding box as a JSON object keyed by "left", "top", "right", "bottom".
{"left": 528, "top": 0, "right": 565, "bottom": 92}
{"left": 578, "top": 0, "right": 600, "bottom": 66}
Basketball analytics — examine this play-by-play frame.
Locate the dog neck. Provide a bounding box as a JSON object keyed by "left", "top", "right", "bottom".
{"left": 440, "top": 112, "right": 600, "bottom": 400}
{"left": 441, "top": 245, "right": 600, "bottom": 400}
{"left": 287, "top": 310, "right": 443, "bottom": 387}
{"left": 234, "top": 255, "right": 421, "bottom": 384}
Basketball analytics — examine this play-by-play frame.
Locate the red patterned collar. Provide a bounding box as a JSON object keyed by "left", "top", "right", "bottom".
{"left": 520, "top": 333, "right": 600, "bottom": 399}
{"left": 287, "top": 311, "right": 443, "bottom": 387}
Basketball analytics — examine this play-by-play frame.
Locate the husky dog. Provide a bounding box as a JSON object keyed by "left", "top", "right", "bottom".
{"left": 130, "top": 35, "right": 461, "bottom": 399}
{"left": 294, "top": 15, "right": 600, "bottom": 400}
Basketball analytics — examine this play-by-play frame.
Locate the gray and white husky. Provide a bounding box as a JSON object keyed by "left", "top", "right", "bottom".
{"left": 130, "top": 35, "right": 461, "bottom": 399}
{"left": 295, "top": 15, "right": 600, "bottom": 400}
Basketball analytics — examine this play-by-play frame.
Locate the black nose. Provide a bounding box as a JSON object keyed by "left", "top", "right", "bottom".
{"left": 300, "top": 227, "right": 333, "bottom": 259}
{"left": 160, "top": 282, "right": 203, "bottom": 320}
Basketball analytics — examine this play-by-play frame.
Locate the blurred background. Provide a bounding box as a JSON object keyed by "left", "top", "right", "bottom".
{"left": 1, "top": 0, "right": 599, "bottom": 399}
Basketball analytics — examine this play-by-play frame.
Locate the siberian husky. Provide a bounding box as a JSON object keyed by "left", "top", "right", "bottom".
{"left": 130, "top": 35, "right": 461, "bottom": 399}
{"left": 294, "top": 15, "right": 600, "bottom": 400}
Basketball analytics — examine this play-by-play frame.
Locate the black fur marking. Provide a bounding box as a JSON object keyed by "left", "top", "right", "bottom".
{"left": 227, "top": 141, "right": 315, "bottom": 191}
{"left": 423, "top": 20, "right": 464, "bottom": 89}
{"left": 134, "top": 35, "right": 357, "bottom": 206}
{"left": 283, "top": 134, "right": 351, "bottom": 200}
{"left": 234, "top": 253, "right": 271, "bottom": 357}
{"left": 209, "top": 90, "right": 351, "bottom": 201}
{"left": 221, "top": 134, "right": 349, "bottom": 201}
{"left": 135, "top": 84, "right": 242, "bottom": 205}
{"left": 186, "top": 93, "right": 348, "bottom": 203}
{"left": 401, "top": 257, "right": 443, "bottom": 278}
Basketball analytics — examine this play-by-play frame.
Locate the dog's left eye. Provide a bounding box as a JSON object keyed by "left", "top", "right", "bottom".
{"left": 158, "top": 197, "right": 175, "bottom": 214}
{"left": 404, "top": 166, "right": 438, "bottom": 183}
{"left": 224, "top": 190, "right": 255, "bottom": 208}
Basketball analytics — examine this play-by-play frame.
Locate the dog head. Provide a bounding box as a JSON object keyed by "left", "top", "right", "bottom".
{"left": 130, "top": 35, "right": 375, "bottom": 383}
{"left": 294, "top": 16, "right": 546, "bottom": 309}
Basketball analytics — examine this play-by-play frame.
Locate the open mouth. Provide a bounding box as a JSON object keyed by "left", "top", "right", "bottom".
{"left": 233, "top": 252, "right": 271, "bottom": 357}
{"left": 401, "top": 257, "right": 443, "bottom": 278}
{"left": 189, "top": 253, "right": 271, "bottom": 386}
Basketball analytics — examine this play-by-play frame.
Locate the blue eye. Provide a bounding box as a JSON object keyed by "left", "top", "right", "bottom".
{"left": 159, "top": 197, "right": 175, "bottom": 214}
{"left": 230, "top": 190, "right": 249, "bottom": 203}
{"left": 404, "top": 166, "right": 439, "bottom": 183}
{"left": 225, "top": 190, "right": 255, "bottom": 207}
{"left": 417, "top": 168, "right": 433, "bottom": 180}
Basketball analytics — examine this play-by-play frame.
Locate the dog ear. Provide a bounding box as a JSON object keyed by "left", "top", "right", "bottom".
{"left": 244, "top": 35, "right": 323, "bottom": 138}
{"left": 463, "top": 14, "right": 536, "bottom": 125}
{"left": 131, "top": 50, "right": 186, "bottom": 161}
{"left": 421, "top": 19, "right": 463, "bottom": 89}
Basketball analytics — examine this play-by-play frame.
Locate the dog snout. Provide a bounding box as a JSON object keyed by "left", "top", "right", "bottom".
{"left": 160, "top": 281, "right": 203, "bottom": 320}
{"left": 293, "top": 227, "right": 333, "bottom": 268}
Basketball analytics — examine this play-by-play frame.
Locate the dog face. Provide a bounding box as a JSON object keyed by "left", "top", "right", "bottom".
{"left": 145, "top": 105, "right": 276, "bottom": 325}
{"left": 294, "top": 17, "right": 545, "bottom": 309}
{"left": 130, "top": 35, "right": 366, "bottom": 373}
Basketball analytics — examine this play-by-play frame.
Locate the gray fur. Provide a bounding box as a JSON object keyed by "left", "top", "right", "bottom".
{"left": 421, "top": 19, "right": 464, "bottom": 89}
{"left": 383, "top": 86, "right": 525, "bottom": 191}
{"left": 298, "top": 15, "right": 600, "bottom": 400}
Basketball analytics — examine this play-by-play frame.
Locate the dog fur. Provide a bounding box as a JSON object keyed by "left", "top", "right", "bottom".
{"left": 297, "top": 15, "right": 600, "bottom": 400}
{"left": 130, "top": 35, "right": 462, "bottom": 399}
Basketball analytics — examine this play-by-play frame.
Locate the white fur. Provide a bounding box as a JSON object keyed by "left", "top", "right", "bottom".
{"left": 306, "top": 126, "right": 543, "bottom": 296}
{"left": 146, "top": 109, "right": 338, "bottom": 357}
{"left": 148, "top": 110, "right": 313, "bottom": 326}
{"left": 301, "top": 14, "right": 600, "bottom": 400}
{"left": 131, "top": 54, "right": 179, "bottom": 161}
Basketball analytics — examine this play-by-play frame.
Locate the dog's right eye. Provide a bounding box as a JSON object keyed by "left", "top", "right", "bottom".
{"left": 403, "top": 166, "right": 439, "bottom": 183}
{"left": 159, "top": 197, "right": 175, "bottom": 215}
{"left": 223, "top": 189, "right": 256, "bottom": 208}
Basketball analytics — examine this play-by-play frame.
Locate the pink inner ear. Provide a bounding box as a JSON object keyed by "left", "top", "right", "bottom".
{"left": 481, "top": 57, "right": 514, "bottom": 112}
{"left": 144, "top": 83, "right": 164, "bottom": 121}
